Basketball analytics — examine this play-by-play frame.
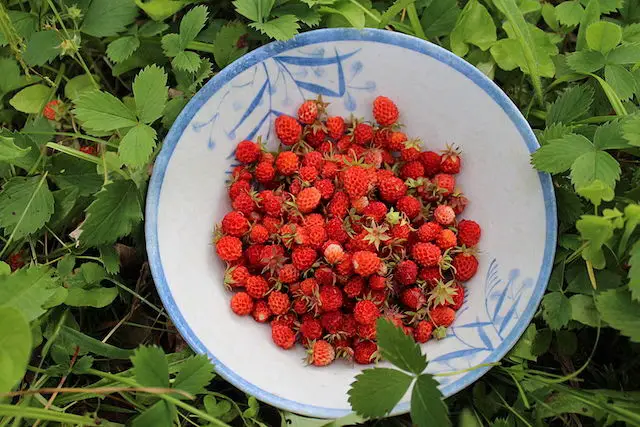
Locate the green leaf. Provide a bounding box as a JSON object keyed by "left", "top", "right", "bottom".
{"left": 0, "top": 263, "right": 10, "bottom": 276}
{"left": 542, "top": 291, "right": 572, "bottom": 330}
{"left": 74, "top": 90, "right": 138, "bottom": 132}
{"left": 0, "top": 57, "right": 33, "bottom": 95}
{"left": 99, "top": 245, "right": 120, "bottom": 274}
{"left": 233, "top": 0, "right": 276, "bottom": 22}
{"left": 81, "top": 0, "right": 139, "bottom": 37}
{"left": 593, "top": 120, "right": 630, "bottom": 149}
{"left": 139, "top": 21, "right": 170, "bottom": 37}
{"left": 0, "top": 136, "right": 30, "bottom": 163}
{"left": 556, "top": 0, "right": 584, "bottom": 26}
{"left": 411, "top": 373, "right": 450, "bottom": 427}
{"left": 9, "top": 84, "right": 50, "bottom": 114}
{"left": 450, "top": 0, "right": 496, "bottom": 57}
{"left": 348, "top": 368, "right": 413, "bottom": 418}
{"left": 180, "top": 5, "right": 208, "bottom": 46}
{"left": 623, "top": 114, "right": 640, "bottom": 146}
{"left": 376, "top": 317, "right": 427, "bottom": 374}
{"left": 0, "top": 175, "right": 54, "bottom": 240}
{"left": 607, "top": 43, "right": 640, "bottom": 64}
{"left": 79, "top": 180, "right": 143, "bottom": 247}
{"left": 629, "top": 241, "right": 640, "bottom": 301}
{"left": 251, "top": 15, "right": 300, "bottom": 40}
{"left": 212, "top": 22, "right": 249, "bottom": 68}
{"left": 420, "top": 0, "right": 460, "bottom": 38}
{"left": 0, "top": 266, "right": 61, "bottom": 322}
{"left": 605, "top": 63, "right": 637, "bottom": 100}
{"left": 132, "top": 401, "right": 175, "bottom": 427}
{"left": 541, "top": 4, "right": 560, "bottom": 31}
{"left": 65, "top": 287, "right": 118, "bottom": 308}
{"left": 320, "top": 1, "right": 365, "bottom": 28}
{"left": 458, "top": 408, "right": 481, "bottom": 427}
{"left": 172, "top": 51, "right": 202, "bottom": 72}
{"left": 570, "top": 149, "right": 621, "bottom": 190}
{"left": 161, "top": 33, "right": 183, "bottom": 57}
{"left": 587, "top": 21, "right": 622, "bottom": 54}
{"left": 23, "top": 30, "right": 61, "bottom": 66}
{"left": 133, "top": 65, "right": 168, "bottom": 125}
{"left": 566, "top": 50, "right": 607, "bottom": 73}
{"left": 60, "top": 326, "right": 133, "bottom": 359}
{"left": 531, "top": 134, "right": 593, "bottom": 173}
{"left": 64, "top": 75, "right": 99, "bottom": 101}
{"left": 531, "top": 328, "right": 552, "bottom": 356}
{"left": 569, "top": 294, "right": 600, "bottom": 326}
{"left": 106, "top": 36, "right": 141, "bottom": 63}
{"left": 576, "top": 214, "right": 616, "bottom": 268}
{"left": 576, "top": 179, "right": 615, "bottom": 206}
{"left": 508, "top": 324, "right": 537, "bottom": 361}
{"left": 546, "top": 85, "right": 594, "bottom": 126}
{"left": 50, "top": 154, "right": 102, "bottom": 197}
{"left": 173, "top": 354, "right": 215, "bottom": 398}
{"left": 555, "top": 330, "right": 578, "bottom": 356}
{"left": 135, "top": 0, "right": 195, "bottom": 21}
{"left": 118, "top": 124, "right": 157, "bottom": 167}
{"left": 595, "top": 288, "right": 640, "bottom": 342}
{"left": 576, "top": 0, "right": 600, "bottom": 51}
{"left": 243, "top": 396, "right": 259, "bottom": 419}
{"left": 132, "top": 345, "right": 170, "bottom": 388}
{"left": 0, "top": 307, "right": 32, "bottom": 393}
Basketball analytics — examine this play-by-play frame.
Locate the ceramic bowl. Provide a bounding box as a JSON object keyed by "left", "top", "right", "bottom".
{"left": 146, "top": 28, "right": 557, "bottom": 418}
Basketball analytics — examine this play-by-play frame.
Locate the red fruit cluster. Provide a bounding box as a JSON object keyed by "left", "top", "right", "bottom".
{"left": 215, "top": 96, "right": 482, "bottom": 367}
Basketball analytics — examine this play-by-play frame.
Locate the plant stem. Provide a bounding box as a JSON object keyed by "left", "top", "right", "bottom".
{"left": 0, "top": 404, "right": 99, "bottom": 426}
{"left": 406, "top": 4, "right": 426, "bottom": 39}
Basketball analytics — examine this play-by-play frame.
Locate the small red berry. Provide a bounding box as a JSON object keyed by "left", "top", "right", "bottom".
{"left": 230, "top": 292, "right": 253, "bottom": 316}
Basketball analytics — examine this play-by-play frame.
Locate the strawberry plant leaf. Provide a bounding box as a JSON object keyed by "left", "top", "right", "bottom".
{"left": 99, "top": 246, "right": 121, "bottom": 274}
{"left": 134, "top": 0, "right": 195, "bottom": 22}
{"left": 180, "top": 5, "right": 209, "bottom": 46}
{"left": 132, "top": 401, "right": 175, "bottom": 427}
{"left": 531, "top": 134, "right": 593, "bottom": 173}
{"left": 320, "top": 1, "right": 366, "bottom": 29}
{"left": 595, "top": 288, "right": 640, "bottom": 342}
{"left": 172, "top": 354, "right": 215, "bottom": 398}
{"left": 212, "top": 22, "right": 249, "bottom": 69}
{"left": 273, "top": 3, "right": 321, "bottom": 26}
{"left": 622, "top": 114, "right": 640, "bottom": 146}
{"left": 81, "top": 0, "right": 139, "bottom": 37}
{"left": 508, "top": 324, "right": 537, "bottom": 361}
{"left": 172, "top": 51, "right": 202, "bottom": 72}
{"left": 74, "top": 90, "right": 138, "bottom": 132}
{"left": 50, "top": 155, "right": 102, "bottom": 197}
{"left": 0, "top": 136, "right": 30, "bottom": 163}
{"left": 593, "top": 120, "right": 630, "bottom": 150}
{"left": 586, "top": 21, "right": 622, "bottom": 54}
{"left": 233, "top": 0, "right": 276, "bottom": 22}
{"left": 9, "top": 84, "right": 50, "bottom": 114}
{"left": 251, "top": 15, "right": 300, "bottom": 40}
{"left": 79, "top": 180, "right": 143, "bottom": 247}
{"left": 556, "top": 0, "right": 585, "bottom": 27}
{"left": 570, "top": 294, "right": 600, "bottom": 327}
{"left": 576, "top": 179, "right": 614, "bottom": 206}
{"left": 545, "top": 85, "right": 594, "bottom": 125}
{"left": 420, "top": 0, "right": 460, "bottom": 38}
{"left": 65, "top": 287, "right": 118, "bottom": 308}
{"left": 450, "top": 0, "right": 497, "bottom": 57}
{"left": 64, "top": 75, "right": 99, "bottom": 101}
{"left": 0, "top": 263, "right": 9, "bottom": 276}
{"left": 570, "top": 149, "right": 621, "bottom": 190}
{"left": 576, "top": 214, "right": 618, "bottom": 268}
{"left": 133, "top": 65, "right": 167, "bottom": 125}
{"left": 348, "top": 367, "right": 413, "bottom": 418}
{"left": 411, "top": 373, "right": 450, "bottom": 427}
{"left": 0, "top": 266, "right": 62, "bottom": 322}
{"left": 376, "top": 317, "right": 427, "bottom": 374}
{"left": 566, "top": 50, "right": 607, "bottom": 73}
{"left": 0, "top": 307, "right": 32, "bottom": 394}
{"left": 106, "top": 36, "right": 141, "bottom": 63}
{"left": 576, "top": 0, "right": 601, "bottom": 51}
{"left": 0, "top": 175, "right": 54, "bottom": 240}
{"left": 23, "top": 30, "right": 62, "bottom": 67}
{"left": 542, "top": 291, "right": 572, "bottom": 330}
{"left": 604, "top": 64, "right": 636, "bottom": 100}
{"left": 131, "top": 345, "right": 170, "bottom": 387}
{"left": 60, "top": 326, "right": 133, "bottom": 359}
{"left": 161, "top": 33, "right": 183, "bottom": 57}
{"left": 629, "top": 241, "right": 640, "bottom": 301}
{"left": 607, "top": 42, "right": 640, "bottom": 64}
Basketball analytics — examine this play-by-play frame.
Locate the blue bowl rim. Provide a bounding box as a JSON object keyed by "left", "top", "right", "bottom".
{"left": 145, "top": 27, "right": 558, "bottom": 419}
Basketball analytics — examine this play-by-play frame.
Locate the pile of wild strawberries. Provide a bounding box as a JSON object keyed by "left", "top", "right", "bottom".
{"left": 215, "top": 96, "right": 481, "bottom": 367}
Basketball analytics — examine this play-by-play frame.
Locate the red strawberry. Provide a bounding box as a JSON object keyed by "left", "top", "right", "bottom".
{"left": 232, "top": 192, "right": 255, "bottom": 215}
{"left": 228, "top": 180, "right": 250, "bottom": 200}
{"left": 372, "top": 96, "right": 399, "bottom": 126}
{"left": 275, "top": 151, "right": 299, "bottom": 176}
{"left": 318, "top": 285, "right": 343, "bottom": 312}
{"left": 315, "top": 268, "right": 335, "bottom": 286}
{"left": 299, "top": 165, "right": 318, "bottom": 183}
{"left": 305, "top": 127, "right": 326, "bottom": 147}
{"left": 298, "top": 100, "right": 319, "bottom": 124}
{"left": 354, "top": 341, "right": 378, "bottom": 364}
{"left": 268, "top": 291, "right": 291, "bottom": 315}
{"left": 353, "top": 122, "right": 373, "bottom": 145}
{"left": 430, "top": 306, "right": 455, "bottom": 327}
{"left": 396, "top": 195, "right": 421, "bottom": 219}
{"left": 272, "top": 323, "right": 296, "bottom": 349}
{"left": 417, "top": 222, "right": 442, "bottom": 242}
{"left": 400, "top": 140, "right": 422, "bottom": 162}
{"left": 343, "top": 276, "right": 365, "bottom": 298}
{"left": 352, "top": 251, "right": 380, "bottom": 276}
{"left": 262, "top": 216, "right": 281, "bottom": 234}
{"left": 343, "top": 166, "right": 371, "bottom": 199}
{"left": 275, "top": 115, "right": 302, "bottom": 146}
{"left": 414, "top": 320, "right": 433, "bottom": 343}
{"left": 216, "top": 236, "right": 243, "bottom": 262}
{"left": 295, "top": 187, "right": 321, "bottom": 214}
{"left": 401, "top": 287, "right": 426, "bottom": 310}
{"left": 369, "top": 275, "right": 388, "bottom": 291}
{"left": 252, "top": 299, "right": 272, "bottom": 323}
{"left": 245, "top": 276, "right": 269, "bottom": 299}
{"left": 388, "top": 131, "right": 407, "bottom": 151}
{"left": 221, "top": 211, "right": 249, "bottom": 237}
{"left": 434, "top": 173, "right": 455, "bottom": 197}
{"left": 324, "top": 243, "right": 345, "bottom": 264}
{"left": 326, "top": 116, "right": 345, "bottom": 139}
{"left": 354, "top": 300, "right": 380, "bottom": 325}
{"left": 245, "top": 245, "right": 264, "bottom": 267}
{"left": 420, "top": 151, "right": 441, "bottom": 177}
{"left": 80, "top": 145, "right": 97, "bottom": 156}
{"left": 363, "top": 201, "right": 387, "bottom": 223}
{"left": 447, "top": 283, "right": 465, "bottom": 310}
{"left": 411, "top": 242, "right": 442, "bottom": 267}
{"left": 379, "top": 177, "right": 407, "bottom": 202}
{"left": 314, "top": 179, "right": 335, "bottom": 200}
{"left": 303, "top": 151, "right": 324, "bottom": 169}
{"left": 292, "top": 297, "right": 309, "bottom": 314}
{"left": 225, "top": 265, "right": 249, "bottom": 288}
{"left": 262, "top": 195, "right": 283, "bottom": 216}
{"left": 396, "top": 260, "right": 418, "bottom": 286}
{"left": 327, "top": 192, "right": 350, "bottom": 218}
{"left": 457, "top": 220, "right": 481, "bottom": 247}
{"left": 325, "top": 217, "right": 349, "bottom": 243}
{"left": 419, "top": 267, "right": 442, "bottom": 287}
{"left": 357, "top": 323, "right": 377, "bottom": 340}
{"left": 230, "top": 292, "right": 253, "bottom": 315}
{"left": 278, "top": 264, "right": 299, "bottom": 284}
{"left": 305, "top": 213, "right": 325, "bottom": 228}
{"left": 400, "top": 161, "right": 425, "bottom": 180}
{"left": 452, "top": 253, "right": 478, "bottom": 282}
{"left": 440, "top": 146, "right": 461, "bottom": 174}
{"left": 449, "top": 191, "right": 469, "bottom": 215}
{"left": 249, "top": 224, "right": 269, "bottom": 244}
{"left": 436, "top": 229, "right": 457, "bottom": 250}
{"left": 307, "top": 340, "right": 335, "bottom": 366}
{"left": 321, "top": 161, "right": 339, "bottom": 179}
{"left": 235, "top": 140, "right": 261, "bottom": 164}
{"left": 43, "top": 100, "right": 61, "bottom": 120}
{"left": 307, "top": 225, "right": 327, "bottom": 248}
{"left": 300, "top": 278, "right": 320, "bottom": 296}
{"left": 300, "top": 316, "right": 323, "bottom": 340}
{"left": 434, "top": 205, "right": 455, "bottom": 226}
{"left": 321, "top": 311, "right": 343, "bottom": 334}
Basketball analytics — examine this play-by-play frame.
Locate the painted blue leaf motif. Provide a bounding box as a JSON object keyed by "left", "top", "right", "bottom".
{"left": 477, "top": 322, "right": 494, "bottom": 350}
{"left": 275, "top": 50, "right": 359, "bottom": 66}
{"left": 430, "top": 348, "right": 488, "bottom": 363}
{"left": 345, "top": 91, "right": 356, "bottom": 111}
{"left": 351, "top": 60, "right": 363, "bottom": 75}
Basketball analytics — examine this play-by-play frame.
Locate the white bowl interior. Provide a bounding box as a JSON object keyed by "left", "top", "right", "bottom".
{"left": 147, "top": 29, "right": 556, "bottom": 418}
